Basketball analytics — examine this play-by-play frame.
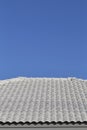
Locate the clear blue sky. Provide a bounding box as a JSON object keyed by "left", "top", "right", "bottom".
{"left": 0, "top": 0, "right": 87, "bottom": 79}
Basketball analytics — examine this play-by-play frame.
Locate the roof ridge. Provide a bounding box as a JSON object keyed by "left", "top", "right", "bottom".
{"left": 0, "top": 77, "right": 87, "bottom": 84}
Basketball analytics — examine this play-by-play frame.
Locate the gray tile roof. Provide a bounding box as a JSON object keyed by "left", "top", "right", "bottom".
{"left": 0, "top": 77, "right": 87, "bottom": 127}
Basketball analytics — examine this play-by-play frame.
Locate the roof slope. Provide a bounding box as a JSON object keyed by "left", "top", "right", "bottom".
{"left": 0, "top": 77, "right": 87, "bottom": 127}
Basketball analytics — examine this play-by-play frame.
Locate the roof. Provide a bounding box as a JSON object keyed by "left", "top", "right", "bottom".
{"left": 0, "top": 77, "right": 87, "bottom": 127}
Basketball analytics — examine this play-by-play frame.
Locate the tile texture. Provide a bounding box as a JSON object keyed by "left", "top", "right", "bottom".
{"left": 0, "top": 77, "right": 87, "bottom": 125}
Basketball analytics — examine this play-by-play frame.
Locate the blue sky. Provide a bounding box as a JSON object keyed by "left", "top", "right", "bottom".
{"left": 0, "top": 0, "right": 87, "bottom": 79}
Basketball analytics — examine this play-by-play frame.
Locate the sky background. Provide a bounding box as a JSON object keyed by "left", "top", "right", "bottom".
{"left": 0, "top": 0, "right": 87, "bottom": 80}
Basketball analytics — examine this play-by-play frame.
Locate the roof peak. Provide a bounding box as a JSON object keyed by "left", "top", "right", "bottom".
{"left": 0, "top": 76, "right": 86, "bottom": 82}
